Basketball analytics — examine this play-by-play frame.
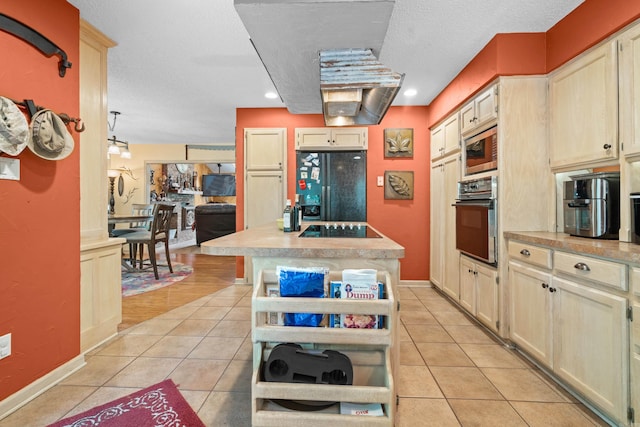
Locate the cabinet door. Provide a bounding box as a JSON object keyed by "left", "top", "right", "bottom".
{"left": 549, "top": 41, "right": 618, "bottom": 169}
{"left": 552, "top": 276, "right": 628, "bottom": 423}
{"left": 442, "top": 113, "right": 460, "bottom": 156}
{"left": 475, "top": 262, "right": 498, "bottom": 331}
{"left": 430, "top": 124, "right": 444, "bottom": 161}
{"left": 460, "top": 100, "right": 476, "bottom": 136}
{"left": 429, "top": 162, "right": 444, "bottom": 289}
{"left": 474, "top": 85, "right": 498, "bottom": 131}
{"left": 245, "top": 171, "right": 284, "bottom": 230}
{"left": 245, "top": 128, "right": 286, "bottom": 170}
{"left": 442, "top": 155, "right": 460, "bottom": 299}
{"left": 295, "top": 127, "right": 331, "bottom": 150}
{"left": 508, "top": 261, "right": 553, "bottom": 366}
{"left": 332, "top": 127, "right": 367, "bottom": 149}
{"left": 619, "top": 22, "right": 640, "bottom": 158}
{"left": 459, "top": 256, "right": 476, "bottom": 313}
{"left": 631, "top": 267, "right": 640, "bottom": 424}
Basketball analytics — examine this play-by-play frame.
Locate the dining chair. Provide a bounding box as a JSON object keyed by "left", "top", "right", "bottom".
{"left": 125, "top": 203, "right": 175, "bottom": 279}
{"left": 111, "top": 203, "right": 155, "bottom": 237}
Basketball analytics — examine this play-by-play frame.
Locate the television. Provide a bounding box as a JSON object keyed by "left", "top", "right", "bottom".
{"left": 202, "top": 174, "right": 236, "bottom": 197}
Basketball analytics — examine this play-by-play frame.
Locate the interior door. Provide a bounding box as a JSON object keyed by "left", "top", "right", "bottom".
{"left": 325, "top": 151, "right": 366, "bottom": 222}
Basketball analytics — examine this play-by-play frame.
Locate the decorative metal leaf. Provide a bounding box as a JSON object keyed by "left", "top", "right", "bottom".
{"left": 388, "top": 174, "right": 411, "bottom": 196}
{"left": 386, "top": 133, "right": 411, "bottom": 152}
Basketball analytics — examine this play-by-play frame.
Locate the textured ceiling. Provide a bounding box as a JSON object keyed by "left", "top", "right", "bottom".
{"left": 67, "top": 0, "right": 583, "bottom": 145}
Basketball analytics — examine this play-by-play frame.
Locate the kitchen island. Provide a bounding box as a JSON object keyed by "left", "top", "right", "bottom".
{"left": 200, "top": 222, "right": 404, "bottom": 426}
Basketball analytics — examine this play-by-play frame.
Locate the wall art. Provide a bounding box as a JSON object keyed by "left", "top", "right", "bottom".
{"left": 384, "top": 128, "right": 413, "bottom": 158}
{"left": 384, "top": 170, "right": 414, "bottom": 200}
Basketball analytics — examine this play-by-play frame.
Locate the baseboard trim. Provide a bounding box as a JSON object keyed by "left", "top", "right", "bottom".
{"left": 234, "top": 277, "right": 248, "bottom": 285}
{"left": 0, "top": 354, "right": 86, "bottom": 420}
{"left": 399, "top": 279, "right": 431, "bottom": 287}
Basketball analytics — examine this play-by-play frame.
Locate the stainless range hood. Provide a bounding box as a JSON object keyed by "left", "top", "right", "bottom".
{"left": 320, "top": 48, "right": 404, "bottom": 126}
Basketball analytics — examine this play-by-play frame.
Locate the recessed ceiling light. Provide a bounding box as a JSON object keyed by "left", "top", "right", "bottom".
{"left": 265, "top": 91, "right": 278, "bottom": 99}
{"left": 404, "top": 88, "right": 417, "bottom": 97}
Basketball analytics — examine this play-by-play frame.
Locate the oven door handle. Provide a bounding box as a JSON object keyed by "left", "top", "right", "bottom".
{"left": 452, "top": 200, "right": 494, "bottom": 208}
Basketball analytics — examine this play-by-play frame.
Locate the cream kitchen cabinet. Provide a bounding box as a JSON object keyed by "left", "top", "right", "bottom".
{"left": 246, "top": 128, "right": 286, "bottom": 171}
{"left": 295, "top": 127, "right": 368, "bottom": 150}
{"left": 630, "top": 267, "right": 640, "bottom": 425}
{"left": 620, "top": 22, "right": 640, "bottom": 159}
{"left": 460, "top": 255, "right": 498, "bottom": 332}
{"left": 549, "top": 40, "right": 618, "bottom": 170}
{"left": 430, "top": 113, "right": 460, "bottom": 161}
{"left": 460, "top": 84, "right": 498, "bottom": 137}
{"left": 430, "top": 154, "right": 460, "bottom": 294}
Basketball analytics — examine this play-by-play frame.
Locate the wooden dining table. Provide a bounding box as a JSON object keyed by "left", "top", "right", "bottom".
{"left": 108, "top": 214, "right": 154, "bottom": 271}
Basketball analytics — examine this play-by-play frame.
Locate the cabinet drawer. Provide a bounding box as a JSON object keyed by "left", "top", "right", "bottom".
{"left": 553, "top": 251, "right": 627, "bottom": 291}
{"left": 632, "top": 266, "right": 640, "bottom": 297}
{"left": 508, "top": 241, "right": 552, "bottom": 270}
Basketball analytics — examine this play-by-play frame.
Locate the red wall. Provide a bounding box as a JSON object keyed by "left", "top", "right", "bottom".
{"left": 235, "top": 106, "right": 430, "bottom": 281}
{"left": 0, "top": 1, "right": 80, "bottom": 401}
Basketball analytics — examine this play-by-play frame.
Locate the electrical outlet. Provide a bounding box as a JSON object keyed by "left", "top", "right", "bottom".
{"left": 377, "top": 176, "right": 384, "bottom": 187}
{"left": 0, "top": 333, "right": 11, "bottom": 360}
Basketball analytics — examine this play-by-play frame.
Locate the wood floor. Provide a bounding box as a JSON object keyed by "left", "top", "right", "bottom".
{"left": 119, "top": 246, "right": 237, "bottom": 331}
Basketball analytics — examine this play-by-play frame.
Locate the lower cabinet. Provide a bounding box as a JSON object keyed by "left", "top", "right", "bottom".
{"left": 508, "top": 240, "right": 631, "bottom": 426}
{"left": 459, "top": 255, "right": 498, "bottom": 332}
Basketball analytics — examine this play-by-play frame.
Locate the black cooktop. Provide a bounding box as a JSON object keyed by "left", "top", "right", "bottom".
{"left": 298, "top": 224, "right": 382, "bottom": 238}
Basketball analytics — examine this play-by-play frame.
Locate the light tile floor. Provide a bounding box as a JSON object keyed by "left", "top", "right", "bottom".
{"left": 0, "top": 285, "right": 609, "bottom": 426}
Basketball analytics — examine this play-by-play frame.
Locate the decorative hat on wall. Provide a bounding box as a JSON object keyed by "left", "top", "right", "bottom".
{"left": 0, "top": 96, "right": 29, "bottom": 156}
{"left": 27, "top": 109, "right": 74, "bottom": 160}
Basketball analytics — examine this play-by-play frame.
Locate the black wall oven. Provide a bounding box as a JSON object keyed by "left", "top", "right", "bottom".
{"left": 453, "top": 176, "right": 497, "bottom": 265}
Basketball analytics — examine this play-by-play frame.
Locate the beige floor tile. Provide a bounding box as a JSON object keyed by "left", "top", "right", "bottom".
{"left": 61, "top": 355, "right": 135, "bottom": 386}
{"left": 400, "top": 340, "right": 426, "bottom": 366}
{"left": 415, "top": 343, "right": 474, "bottom": 367}
{"left": 213, "top": 286, "right": 251, "bottom": 298}
{"left": 60, "top": 386, "right": 142, "bottom": 419}
{"left": 430, "top": 310, "right": 474, "bottom": 326}
{"left": 177, "top": 389, "right": 211, "bottom": 414}
{"left": 127, "top": 318, "right": 183, "bottom": 335}
{"left": 93, "top": 334, "right": 163, "bottom": 357}
{"left": 104, "top": 357, "right": 183, "bottom": 387}
{"left": 189, "top": 305, "right": 232, "bottom": 320}
{"left": 442, "top": 325, "right": 496, "bottom": 344}
{"left": 169, "top": 359, "right": 230, "bottom": 391}
{"left": 197, "top": 391, "right": 252, "bottom": 427}
{"left": 0, "top": 385, "right": 96, "bottom": 427}
{"left": 141, "top": 335, "right": 203, "bottom": 358}
{"left": 188, "top": 336, "right": 245, "bottom": 360}
{"left": 184, "top": 295, "right": 214, "bottom": 307}
{"left": 397, "top": 398, "right": 460, "bottom": 427}
{"left": 233, "top": 337, "right": 254, "bottom": 361}
{"left": 399, "top": 323, "right": 412, "bottom": 341}
{"left": 459, "top": 343, "right": 528, "bottom": 368}
{"left": 214, "top": 360, "right": 252, "bottom": 392}
{"left": 449, "top": 399, "right": 528, "bottom": 426}
{"left": 222, "top": 306, "right": 251, "bottom": 321}
{"left": 405, "top": 323, "right": 454, "bottom": 343}
{"left": 481, "top": 368, "right": 567, "bottom": 402}
{"left": 511, "top": 401, "right": 603, "bottom": 426}
{"left": 168, "top": 318, "right": 219, "bottom": 336}
{"left": 398, "top": 286, "right": 420, "bottom": 300}
{"left": 407, "top": 287, "right": 440, "bottom": 300}
{"left": 236, "top": 295, "right": 252, "bottom": 307}
{"left": 154, "top": 304, "right": 200, "bottom": 320}
{"left": 207, "top": 319, "right": 251, "bottom": 338}
{"left": 203, "top": 296, "right": 241, "bottom": 307}
{"left": 399, "top": 299, "right": 427, "bottom": 311}
{"left": 400, "top": 310, "right": 438, "bottom": 325}
{"left": 421, "top": 298, "right": 461, "bottom": 312}
{"left": 430, "top": 366, "right": 502, "bottom": 399}
{"left": 398, "top": 365, "right": 443, "bottom": 398}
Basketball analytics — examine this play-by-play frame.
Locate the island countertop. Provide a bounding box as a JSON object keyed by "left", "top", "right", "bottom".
{"left": 200, "top": 222, "right": 405, "bottom": 259}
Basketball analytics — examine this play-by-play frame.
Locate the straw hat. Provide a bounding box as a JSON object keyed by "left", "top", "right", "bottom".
{"left": 0, "top": 96, "right": 29, "bottom": 156}
{"left": 27, "top": 109, "right": 74, "bottom": 160}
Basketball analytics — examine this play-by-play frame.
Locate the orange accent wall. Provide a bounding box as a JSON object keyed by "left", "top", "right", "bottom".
{"left": 0, "top": 1, "right": 80, "bottom": 401}
{"left": 235, "top": 106, "right": 430, "bottom": 281}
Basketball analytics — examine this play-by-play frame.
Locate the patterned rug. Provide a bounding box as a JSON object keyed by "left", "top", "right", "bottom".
{"left": 121, "top": 262, "right": 193, "bottom": 297}
{"left": 47, "top": 379, "right": 204, "bottom": 427}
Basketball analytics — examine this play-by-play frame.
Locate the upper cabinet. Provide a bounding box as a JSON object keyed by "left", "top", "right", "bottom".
{"left": 620, "top": 23, "right": 640, "bottom": 159}
{"left": 295, "top": 127, "right": 368, "bottom": 150}
{"left": 460, "top": 84, "right": 498, "bottom": 136}
{"left": 549, "top": 40, "right": 618, "bottom": 170}
{"left": 430, "top": 113, "right": 460, "bottom": 161}
{"left": 245, "top": 128, "right": 286, "bottom": 170}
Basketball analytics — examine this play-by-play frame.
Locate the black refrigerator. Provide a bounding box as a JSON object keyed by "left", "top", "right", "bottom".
{"left": 296, "top": 151, "right": 366, "bottom": 222}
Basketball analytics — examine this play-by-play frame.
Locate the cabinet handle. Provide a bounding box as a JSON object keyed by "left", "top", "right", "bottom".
{"left": 468, "top": 269, "right": 473, "bottom": 273}
{"left": 603, "top": 143, "right": 611, "bottom": 150}
{"left": 519, "top": 249, "right": 531, "bottom": 256}
{"left": 574, "top": 262, "right": 590, "bottom": 271}
{"left": 541, "top": 283, "right": 548, "bottom": 289}
{"left": 549, "top": 287, "right": 557, "bottom": 293}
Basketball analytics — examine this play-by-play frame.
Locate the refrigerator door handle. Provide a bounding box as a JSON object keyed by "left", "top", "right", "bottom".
{"left": 325, "top": 185, "right": 331, "bottom": 221}
{"left": 321, "top": 185, "right": 327, "bottom": 221}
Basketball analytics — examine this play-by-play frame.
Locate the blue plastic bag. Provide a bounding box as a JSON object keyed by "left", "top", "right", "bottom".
{"left": 277, "top": 266, "right": 326, "bottom": 327}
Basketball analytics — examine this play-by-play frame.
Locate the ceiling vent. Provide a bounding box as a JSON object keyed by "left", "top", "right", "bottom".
{"left": 320, "top": 48, "right": 404, "bottom": 126}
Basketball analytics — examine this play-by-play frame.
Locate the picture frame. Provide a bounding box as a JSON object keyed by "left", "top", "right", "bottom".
{"left": 384, "top": 170, "right": 414, "bottom": 200}
{"left": 384, "top": 128, "right": 413, "bottom": 158}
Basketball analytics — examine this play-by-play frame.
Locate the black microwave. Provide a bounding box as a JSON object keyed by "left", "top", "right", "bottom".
{"left": 464, "top": 126, "right": 497, "bottom": 175}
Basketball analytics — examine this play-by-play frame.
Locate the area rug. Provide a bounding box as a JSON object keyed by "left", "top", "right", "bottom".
{"left": 122, "top": 262, "right": 193, "bottom": 297}
{"left": 47, "top": 379, "right": 205, "bottom": 427}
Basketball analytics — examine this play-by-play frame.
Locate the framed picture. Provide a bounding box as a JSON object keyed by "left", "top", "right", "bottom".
{"left": 384, "top": 128, "right": 413, "bottom": 158}
{"left": 384, "top": 170, "right": 414, "bottom": 200}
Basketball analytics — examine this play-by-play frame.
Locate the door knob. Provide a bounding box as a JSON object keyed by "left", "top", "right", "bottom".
{"left": 603, "top": 144, "right": 611, "bottom": 150}
{"left": 541, "top": 283, "right": 548, "bottom": 289}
